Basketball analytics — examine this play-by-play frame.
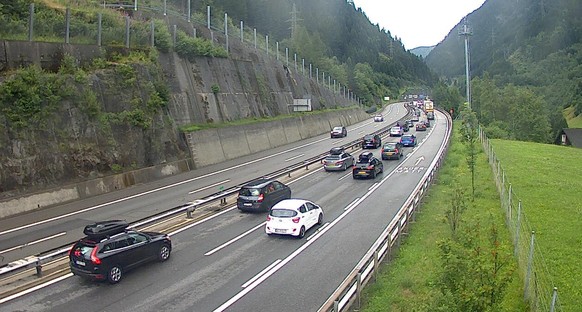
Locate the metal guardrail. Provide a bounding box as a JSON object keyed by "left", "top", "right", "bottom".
{"left": 0, "top": 105, "right": 414, "bottom": 281}
{"left": 318, "top": 108, "right": 453, "bottom": 312}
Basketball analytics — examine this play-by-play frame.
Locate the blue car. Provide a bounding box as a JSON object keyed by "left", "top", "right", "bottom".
{"left": 400, "top": 134, "right": 417, "bottom": 147}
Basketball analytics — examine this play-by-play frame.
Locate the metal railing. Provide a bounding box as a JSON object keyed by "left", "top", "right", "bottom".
{"left": 479, "top": 127, "right": 562, "bottom": 312}
{"left": 318, "top": 108, "right": 453, "bottom": 312}
{"left": 0, "top": 106, "right": 414, "bottom": 284}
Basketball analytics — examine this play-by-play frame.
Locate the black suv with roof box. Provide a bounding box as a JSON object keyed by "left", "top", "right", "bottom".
{"left": 69, "top": 220, "right": 172, "bottom": 284}
{"left": 237, "top": 179, "right": 291, "bottom": 212}
{"left": 352, "top": 151, "right": 384, "bottom": 179}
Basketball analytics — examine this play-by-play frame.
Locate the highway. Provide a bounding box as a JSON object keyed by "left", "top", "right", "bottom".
{"left": 0, "top": 103, "right": 450, "bottom": 311}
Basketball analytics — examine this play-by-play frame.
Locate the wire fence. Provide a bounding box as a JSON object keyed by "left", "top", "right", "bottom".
{"left": 0, "top": 0, "right": 361, "bottom": 104}
{"left": 479, "top": 126, "right": 561, "bottom": 312}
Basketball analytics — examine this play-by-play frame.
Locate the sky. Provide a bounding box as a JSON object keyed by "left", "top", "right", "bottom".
{"left": 351, "top": 0, "right": 487, "bottom": 50}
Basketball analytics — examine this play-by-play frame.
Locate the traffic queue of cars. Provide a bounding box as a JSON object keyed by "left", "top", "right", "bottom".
{"left": 70, "top": 110, "right": 432, "bottom": 284}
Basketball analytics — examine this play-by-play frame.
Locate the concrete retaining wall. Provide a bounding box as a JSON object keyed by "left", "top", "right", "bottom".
{"left": 0, "top": 109, "right": 367, "bottom": 219}
{"left": 185, "top": 108, "right": 369, "bottom": 169}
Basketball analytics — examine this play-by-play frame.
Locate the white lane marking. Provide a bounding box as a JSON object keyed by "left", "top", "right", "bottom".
{"left": 284, "top": 154, "right": 305, "bottom": 162}
{"left": 338, "top": 170, "right": 353, "bottom": 181}
{"left": 213, "top": 106, "right": 427, "bottom": 312}
{"left": 0, "top": 273, "right": 73, "bottom": 304}
{"left": 213, "top": 165, "right": 387, "bottom": 312}
{"left": 188, "top": 180, "right": 231, "bottom": 194}
{"left": 168, "top": 206, "right": 237, "bottom": 237}
{"left": 0, "top": 136, "right": 331, "bottom": 236}
{"left": 331, "top": 140, "right": 344, "bottom": 145}
{"left": 0, "top": 232, "right": 67, "bottom": 254}
{"left": 344, "top": 198, "right": 360, "bottom": 211}
{"left": 241, "top": 259, "right": 282, "bottom": 288}
{"left": 306, "top": 222, "right": 329, "bottom": 241}
{"left": 368, "top": 183, "right": 379, "bottom": 191}
{"left": 204, "top": 222, "right": 266, "bottom": 256}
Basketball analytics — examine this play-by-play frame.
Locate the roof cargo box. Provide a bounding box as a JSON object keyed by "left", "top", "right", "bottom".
{"left": 83, "top": 220, "right": 128, "bottom": 238}
{"left": 330, "top": 147, "right": 345, "bottom": 155}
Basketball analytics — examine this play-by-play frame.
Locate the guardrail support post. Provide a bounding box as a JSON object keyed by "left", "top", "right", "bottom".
{"left": 373, "top": 251, "right": 379, "bottom": 281}
{"left": 35, "top": 259, "right": 42, "bottom": 277}
{"left": 356, "top": 272, "right": 362, "bottom": 309}
{"left": 333, "top": 301, "right": 339, "bottom": 312}
{"left": 187, "top": 206, "right": 195, "bottom": 218}
{"left": 221, "top": 197, "right": 227, "bottom": 206}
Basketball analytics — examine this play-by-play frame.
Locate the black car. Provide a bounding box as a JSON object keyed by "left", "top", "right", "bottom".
{"left": 69, "top": 220, "right": 172, "bottom": 284}
{"left": 362, "top": 134, "right": 382, "bottom": 149}
{"left": 237, "top": 179, "right": 291, "bottom": 212}
{"left": 406, "top": 120, "right": 414, "bottom": 128}
{"left": 352, "top": 151, "right": 384, "bottom": 179}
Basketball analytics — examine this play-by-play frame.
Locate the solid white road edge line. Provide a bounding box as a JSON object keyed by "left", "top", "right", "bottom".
{"left": 204, "top": 222, "right": 266, "bottom": 256}
{"left": 212, "top": 106, "right": 433, "bottom": 312}
{"left": 0, "top": 273, "right": 73, "bottom": 304}
{"left": 284, "top": 154, "right": 305, "bottom": 162}
{"left": 0, "top": 136, "right": 331, "bottom": 236}
{"left": 188, "top": 180, "right": 231, "bottom": 194}
{"left": 241, "top": 259, "right": 282, "bottom": 288}
{"left": 0, "top": 232, "right": 67, "bottom": 254}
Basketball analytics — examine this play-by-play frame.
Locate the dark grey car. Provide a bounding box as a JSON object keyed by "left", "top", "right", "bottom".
{"left": 237, "top": 179, "right": 292, "bottom": 212}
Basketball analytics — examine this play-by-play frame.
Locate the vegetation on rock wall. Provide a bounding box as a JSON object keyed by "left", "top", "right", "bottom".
{"left": 0, "top": 49, "right": 182, "bottom": 195}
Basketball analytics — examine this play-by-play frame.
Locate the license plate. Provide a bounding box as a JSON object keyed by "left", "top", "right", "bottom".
{"left": 75, "top": 260, "right": 86, "bottom": 266}
{"left": 275, "top": 229, "right": 286, "bottom": 233}
{"left": 359, "top": 171, "right": 366, "bottom": 174}
{"left": 243, "top": 203, "right": 252, "bottom": 206}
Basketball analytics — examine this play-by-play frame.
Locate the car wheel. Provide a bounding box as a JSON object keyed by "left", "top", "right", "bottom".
{"left": 107, "top": 265, "right": 123, "bottom": 284}
{"left": 298, "top": 226, "right": 306, "bottom": 238}
{"left": 317, "top": 213, "right": 323, "bottom": 225}
{"left": 342, "top": 163, "right": 347, "bottom": 171}
{"left": 158, "top": 244, "right": 171, "bottom": 262}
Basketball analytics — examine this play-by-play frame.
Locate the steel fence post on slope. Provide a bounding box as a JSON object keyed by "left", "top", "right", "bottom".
{"left": 187, "top": 0, "right": 191, "bottom": 22}
{"left": 28, "top": 3, "right": 34, "bottom": 41}
{"left": 240, "top": 21, "right": 243, "bottom": 42}
{"left": 150, "top": 20, "right": 155, "bottom": 47}
{"left": 508, "top": 183, "right": 512, "bottom": 222}
{"left": 207, "top": 6, "right": 211, "bottom": 29}
{"left": 550, "top": 287, "right": 558, "bottom": 312}
{"left": 97, "top": 13, "right": 102, "bottom": 46}
{"left": 125, "top": 16, "right": 130, "bottom": 48}
{"left": 514, "top": 200, "right": 522, "bottom": 257}
{"left": 524, "top": 231, "right": 535, "bottom": 301}
{"left": 65, "top": 8, "right": 70, "bottom": 44}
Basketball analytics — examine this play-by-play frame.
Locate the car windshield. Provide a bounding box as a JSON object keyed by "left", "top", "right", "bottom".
{"left": 384, "top": 144, "right": 397, "bottom": 149}
{"left": 270, "top": 209, "right": 298, "bottom": 218}
{"left": 333, "top": 127, "right": 343, "bottom": 132}
{"left": 364, "top": 135, "right": 374, "bottom": 140}
{"left": 402, "top": 136, "right": 413, "bottom": 140}
{"left": 239, "top": 187, "right": 261, "bottom": 196}
{"left": 391, "top": 127, "right": 400, "bottom": 131}
{"left": 326, "top": 155, "right": 341, "bottom": 160}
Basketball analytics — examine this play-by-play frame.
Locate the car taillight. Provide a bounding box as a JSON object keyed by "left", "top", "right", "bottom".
{"left": 381, "top": 149, "right": 384, "bottom": 153}
{"left": 395, "top": 149, "right": 399, "bottom": 153}
{"left": 292, "top": 217, "right": 300, "bottom": 223}
{"left": 257, "top": 194, "right": 264, "bottom": 202}
{"left": 336, "top": 161, "right": 343, "bottom": 165}
{"left": 266, "top": 215, "right": 272, "bottom": 221}
{"left": 90, "top": 247, "right": 101, "bottom": 265}
{"left": 367, "top": 165, "right": 374, "bottom": 170}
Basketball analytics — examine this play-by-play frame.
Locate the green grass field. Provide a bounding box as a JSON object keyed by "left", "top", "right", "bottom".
{"left": 359, "top": 123, "right": 527, "bottom": 311}
{"left": 563, "top": 106, "right": 582, "bottom": 128}
{"left": 490, "top": 139, "right": 582, "bottom": 311}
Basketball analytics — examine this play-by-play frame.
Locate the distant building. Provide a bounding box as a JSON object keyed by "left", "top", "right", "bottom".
{"left": 558, "top": 128, "right": 582, "bottom": 148}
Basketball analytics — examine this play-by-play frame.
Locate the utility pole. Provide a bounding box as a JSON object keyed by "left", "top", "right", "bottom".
{"left": 288, "top": 3, "right": 302, "bottom": 39}
{"left": 459, "top": 17, "right": 473, "bottom": 109}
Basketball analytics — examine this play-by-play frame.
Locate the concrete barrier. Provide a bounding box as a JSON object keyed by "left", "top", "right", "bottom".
{"left": 0, "top": 109, "right": 368, "bottom": 218}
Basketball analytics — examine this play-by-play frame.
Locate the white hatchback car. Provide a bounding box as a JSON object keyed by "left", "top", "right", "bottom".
{"left": 389, "top": 126, "right": 403, "bottom": 137}
{"left": 374, "top": 114, "right": 384, "bottom": 122}
{"left": 265, "top": 199, "right": 323, "bottom": 238}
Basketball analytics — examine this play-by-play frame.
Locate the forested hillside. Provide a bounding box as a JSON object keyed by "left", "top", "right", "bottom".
{"left": 426, "top": 0, "right": 582, "bottom": 143}
{"left": 193, "top": 0, "right": 438, "bottom": 104}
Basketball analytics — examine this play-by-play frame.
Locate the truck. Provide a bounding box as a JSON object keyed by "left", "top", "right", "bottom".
{"left": 424, "top": 100, "right": 434, "bottom": 113}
